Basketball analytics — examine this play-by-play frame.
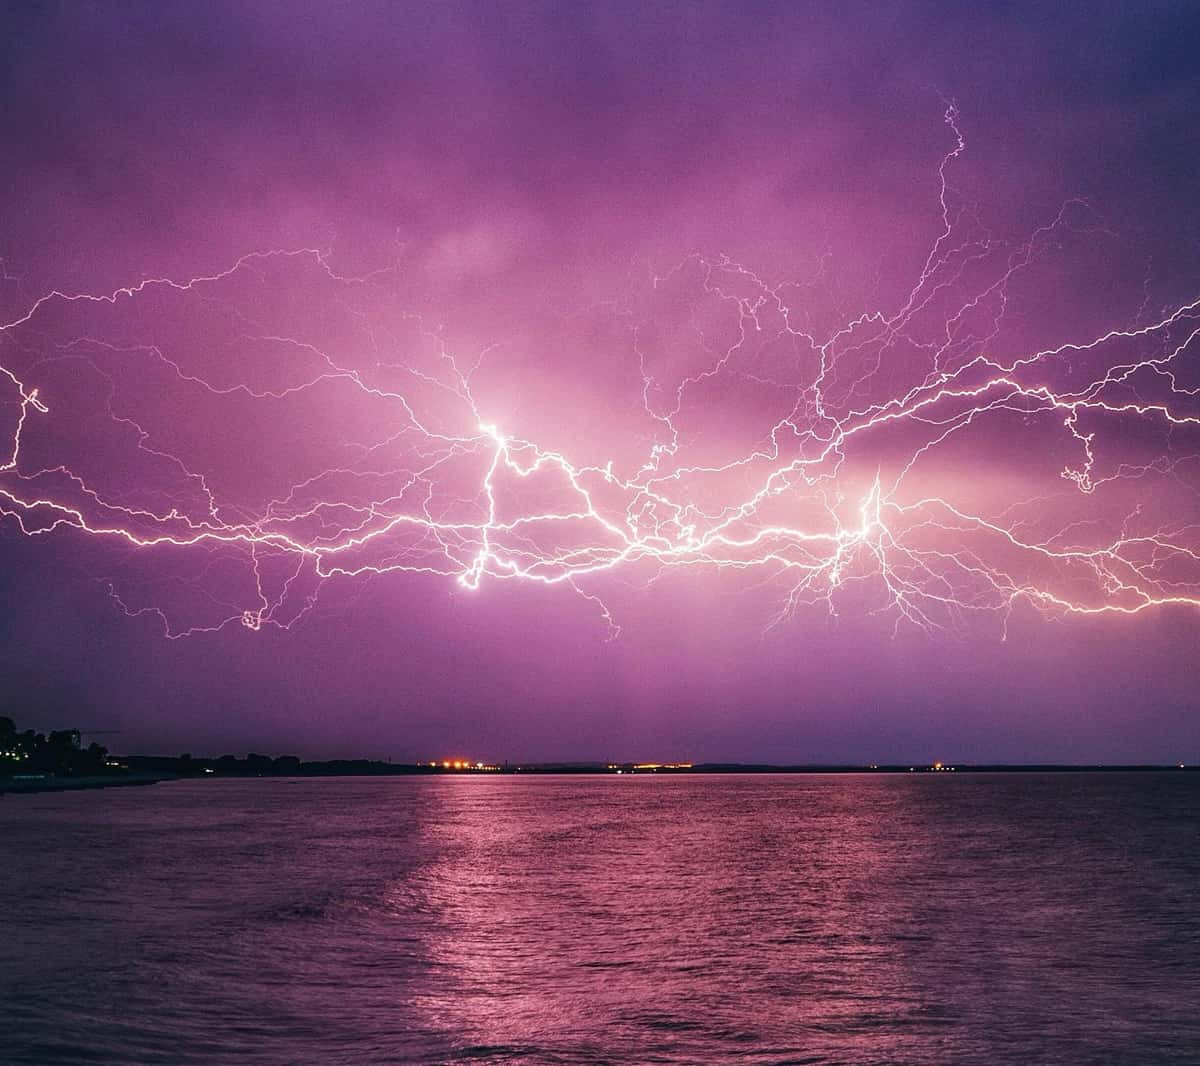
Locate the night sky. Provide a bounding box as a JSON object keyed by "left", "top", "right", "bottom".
{"left": 2, "top": 1, "right": 1199, "bottom": 763}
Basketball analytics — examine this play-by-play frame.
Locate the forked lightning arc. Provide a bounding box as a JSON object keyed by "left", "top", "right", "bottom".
{"left": 2, "top": 107, "right": 1199, "bottom": 638}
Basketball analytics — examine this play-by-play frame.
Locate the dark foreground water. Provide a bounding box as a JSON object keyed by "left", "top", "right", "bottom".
{"left": 2, "top": 774, "right": 1199, "bottom": 1065}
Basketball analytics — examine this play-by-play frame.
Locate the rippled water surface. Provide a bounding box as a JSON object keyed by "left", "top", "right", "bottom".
{"left": 3, "top": 774, "right": 1199, "bottom": 1064}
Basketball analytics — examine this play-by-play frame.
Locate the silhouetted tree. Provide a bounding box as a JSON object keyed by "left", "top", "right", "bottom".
{"left": 0, "top": 716, "right": 20, "bottom": 769}
{"left": 82, "top": 741, "right": 109, "bottom": 773}
{"left": 245, "top": 753, "right": 273, "bottom": 775}
{"left": 0, "top": 720, "right": 111, "bottom": 776}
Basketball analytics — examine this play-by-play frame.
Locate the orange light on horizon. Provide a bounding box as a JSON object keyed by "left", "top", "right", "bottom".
{"left": 428, "top": 758, "right": 500, "bottom": 771}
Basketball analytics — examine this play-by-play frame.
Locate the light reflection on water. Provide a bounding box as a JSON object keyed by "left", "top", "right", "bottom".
{"left": 3, "top": 773, "right": 1198, "bottom": 1064}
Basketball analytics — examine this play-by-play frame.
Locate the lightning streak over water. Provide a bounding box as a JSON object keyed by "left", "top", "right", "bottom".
{"left": 3, "top": 109, "right": 1199, "bottom": 639}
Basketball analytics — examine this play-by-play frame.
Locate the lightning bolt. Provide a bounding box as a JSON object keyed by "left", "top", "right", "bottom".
{"left": 2, "top": 105, "right": 1199, "bottom": 639}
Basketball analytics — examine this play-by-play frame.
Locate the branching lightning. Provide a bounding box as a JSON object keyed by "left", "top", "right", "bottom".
{"left": 3, "top": 106, "right": 1199, "bottom": 639}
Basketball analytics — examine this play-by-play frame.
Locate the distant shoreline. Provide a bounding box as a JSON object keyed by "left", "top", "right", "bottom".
{"left": 70, "top": 758, "right": 1200, "bottom": 777}
{"left": 5, "top": 761, "right": 1194, "bottom": 795}
{"left": 119, "top": 757, "right": 1196, "bottom": 776}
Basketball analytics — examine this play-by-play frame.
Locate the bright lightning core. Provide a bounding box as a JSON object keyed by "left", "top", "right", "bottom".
{"left": 2, "top": 108, "right": 1199, "bottom": 640}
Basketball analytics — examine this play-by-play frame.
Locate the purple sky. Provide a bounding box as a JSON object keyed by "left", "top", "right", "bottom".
{"left": 2, "top": 2, "right": 1200, "bottom": 763}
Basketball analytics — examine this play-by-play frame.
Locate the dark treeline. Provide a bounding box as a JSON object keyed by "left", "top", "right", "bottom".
{"left": 122, "top": 756, "right": 1199, "bottom": 777}
{"left": 0, "top": 716, "right": 115, "bottom": 777}
{"left": 5, "top": 717, "right": 1196, "bottom": 781}
{"left": 124, "top": 753, "right": 432, "bottom": 777}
